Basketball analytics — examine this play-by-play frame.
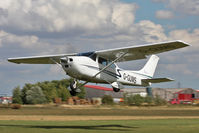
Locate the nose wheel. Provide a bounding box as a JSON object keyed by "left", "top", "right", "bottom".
{"left": 113, "top": 87, "right": 120, "bottom": 92}
{"left": 69, "top": 79, "right": 81, "bottom": 96}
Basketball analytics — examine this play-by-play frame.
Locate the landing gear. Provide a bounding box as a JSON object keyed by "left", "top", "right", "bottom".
{"left": 113, "top": 87, "right": 120, "bottom": 92}
{"left": 69, "top": 79, "right": 81, "bottom": 96}
{"left": 111, "top": 82, "right": 123, "bottom": 92}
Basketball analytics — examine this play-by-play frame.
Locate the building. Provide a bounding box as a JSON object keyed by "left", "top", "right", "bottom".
{"left": 0, "top": 96, "right": 12, "bottom": 104}
{"left": 84, "top": 85, "right": 147, "bottom": 99}
{"left": 84, "top": 85, "right": 199, "bottom": 102}
{"left": 84, "top": 85, "right": 123, "bottom": 99}
{"left": 152, "top": 88, "right": 199, "bottom": 101}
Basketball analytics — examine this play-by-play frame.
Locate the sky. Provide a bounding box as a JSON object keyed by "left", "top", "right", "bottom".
{"left": 0, "top": 0, "right": 199, "bottom": 95}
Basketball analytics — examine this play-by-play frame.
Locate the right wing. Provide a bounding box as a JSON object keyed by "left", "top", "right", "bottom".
{"left": 7, "top": 53, "right": 76, "bottom": 64}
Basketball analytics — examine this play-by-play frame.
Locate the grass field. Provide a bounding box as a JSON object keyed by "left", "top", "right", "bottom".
{"left": 1, "top": 105, "right": 199, "bottom": 116}
{"left": 0, "top": 119, "right": 199, "bottom": 133}
{"left": 0, "top": 105, "right": 199, "bottom": 132}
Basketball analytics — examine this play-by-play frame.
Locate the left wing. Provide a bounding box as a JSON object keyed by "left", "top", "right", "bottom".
{"left": 96, "top": 40, "right": 189, "bottom": 62}
{"left": 142, "top": 78, "right": 174, "bottom": 83}
{"left": 8, "top": 53, "right": 76, "bottom": 64}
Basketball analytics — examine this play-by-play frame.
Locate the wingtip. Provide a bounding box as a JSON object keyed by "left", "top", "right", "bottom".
{"left": 176, "top": 40, "right": 191, "bottom": 47}
{"left": 167, "top": 78, "right": 175, "bottom": 81}
{"left": 7, "top": 58, "right": 19, "bottom": 64}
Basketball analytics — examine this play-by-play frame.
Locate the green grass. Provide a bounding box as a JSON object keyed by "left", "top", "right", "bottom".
{"left": 0, "top": 119, "right": 199, "bottom": 133}
{"left": 1, "top": 106, "right": 199, "bottom": 116}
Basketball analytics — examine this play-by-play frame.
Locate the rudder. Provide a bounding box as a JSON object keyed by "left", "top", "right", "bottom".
{"left": 139, "top": 55, "right": 159, "bottom": 78}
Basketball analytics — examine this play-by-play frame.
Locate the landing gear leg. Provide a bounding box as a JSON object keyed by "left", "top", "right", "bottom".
{"left": 69, "top": 79, "right": 81, "bottom": 96}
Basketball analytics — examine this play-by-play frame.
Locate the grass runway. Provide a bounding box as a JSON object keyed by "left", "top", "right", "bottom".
{"left": 0, "top": 105, "right": 199, "bottom": 133}
{"left": 0, "top": 119, "right": 199, "bottom": 133}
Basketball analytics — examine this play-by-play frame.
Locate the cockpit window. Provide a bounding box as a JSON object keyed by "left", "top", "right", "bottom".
{"left": 77, "top": 51, "right": 97, "bottom": 61}
{"left": 89, "top": 53, "right": 97, "bottom": 61}
{"left": 98, "top": 57, "right": 107, "bottom": 66}
{"left": 98, "top": 57, "right": 116, "bottom": 69}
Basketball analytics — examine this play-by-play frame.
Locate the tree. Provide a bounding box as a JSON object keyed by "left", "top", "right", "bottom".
{"left": 144, "top": 96, "right": 153, "bottom": 105}
{"left": 26, "top": 86, "right": 47, "bottom": 104}
{"left": 14, "top": 78, "right": 85, "bottom": 104}
{"left": 21, "top": 83, "right": 34, "bottom": 104}
{"left": 102, "top": 95, "right": 114, "bottom": 105}
{"left": 154, "top": 95, "right": 167, "bottom": 106}
{"left": 12, "top": 86, "right": 22, "bottom": 104}
{"left": 57, "top": 85, "right": 70, "bottom": 101}
{"left": 127, "top": 94, "right": 144, "bottom": 106}
{"left": 38, "top": 82, "right": 57, "bottom": 103}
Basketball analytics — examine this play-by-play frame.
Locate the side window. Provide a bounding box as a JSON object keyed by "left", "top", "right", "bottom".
{"left": 110, "top": 63, "right": 116, "bottom": 69}
{"left": 98, "top": 57, "right": 107, "bottom": 66}
{"left": 98, "top": 57, "right": 116, "bottom": 69}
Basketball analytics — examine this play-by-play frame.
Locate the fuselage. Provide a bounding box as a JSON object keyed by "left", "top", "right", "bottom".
{"left": 60, "top": 55, "right": 150, "bottom": 87}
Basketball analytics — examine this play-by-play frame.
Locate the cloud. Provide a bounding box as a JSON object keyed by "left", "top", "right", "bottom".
{"left": 162, "top": 64, "right": 193, "bottom": 75}
{"left": 155, "top": 10, "right": 174, "bottom": 19}
{"left": 0, "top": 30, "right": 76, "bottom": 55}
{"left": 169, "top": 29, "right": 199, "bottom": 51}
{"left": 169, "top": 0, "right": 199, "bottom": 15}
{"left": 134, "top": 20, "right": 167, "bottom": 43}
{"left": 0, "top": 0, "right": 137, "bottom": 35}
{"left": 153, "top": 0, "right": 199, "bottom": 15}
{"left": 152, "top": 0, "right": 167, "bottom": 2}
{"left": 49, "top": 65, "right": 65, "bottom": 76}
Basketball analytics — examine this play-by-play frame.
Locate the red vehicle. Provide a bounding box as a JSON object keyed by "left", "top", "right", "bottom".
{"left": 169, "top": 98, "right": 180, "bottom": 104}
{"left": 170, "top": 94, "right": 193, "bottom": 104}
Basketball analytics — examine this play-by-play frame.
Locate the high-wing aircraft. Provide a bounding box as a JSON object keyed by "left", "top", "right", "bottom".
{"left": 8, "top": 40, "right": 189, "bottom": 96}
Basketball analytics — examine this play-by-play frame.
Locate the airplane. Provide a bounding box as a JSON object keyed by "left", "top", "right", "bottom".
{"left": 8, "top": 40, "right": 189, "bottom": 96}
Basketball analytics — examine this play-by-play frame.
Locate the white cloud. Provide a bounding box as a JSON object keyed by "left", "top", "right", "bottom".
{"left": 155, "top": 10, "right": 174, "bottom": 19}
{"left": 0, "top": 0, "right": 137, "bottom": 33}
{"left": 169, "top": 29, "right": 199, "bottom": 51}
{"left": 153, "top": 0, "right": 199, "bottom": 15}
{"left": 163, "top": 64, "right": 193, "bottom": 75}
{"left": 0, "top": 30, "right": 75, "bottom": 55}
{"left": 169, "top": 0, "right": 199, "bottom": 15}
{"left": 134, "top": 20, "right": 168, "bottom": 43}
{"left": 111, "top": 3, "right": 137, "bottom": 29}
{"left": 49, "top": 65, "right": 65, "bottom": 76}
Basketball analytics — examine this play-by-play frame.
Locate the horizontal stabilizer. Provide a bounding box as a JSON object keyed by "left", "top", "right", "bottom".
{"left": 142, "top": 78, "right": 174, "bottom": 83}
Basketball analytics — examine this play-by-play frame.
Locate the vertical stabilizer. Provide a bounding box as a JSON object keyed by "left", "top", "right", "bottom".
{"left": 139, "top": 55, "right": 159, "bottom": 78}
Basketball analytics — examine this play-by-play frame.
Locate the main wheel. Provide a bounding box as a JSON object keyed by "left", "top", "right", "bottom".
{"left": 69, "top": 80, "right": 78, "bottom": 96}
{"left": 69, "top": 90, "right": 77, "bottom": 96}
{"left": 113, "top": 87, "right": 120, "bottom": 92}
{"left": 70, "top": 80, "right": 77, "bottom": 90}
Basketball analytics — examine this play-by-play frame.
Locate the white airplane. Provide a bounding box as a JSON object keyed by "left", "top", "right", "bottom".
{"left": 8, "top": 40, "right": 189, "bottom": 96}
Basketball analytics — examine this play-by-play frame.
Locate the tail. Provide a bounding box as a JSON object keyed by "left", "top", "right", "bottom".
{"left": 138, "top": 55, "right": 159, "bottom": 78}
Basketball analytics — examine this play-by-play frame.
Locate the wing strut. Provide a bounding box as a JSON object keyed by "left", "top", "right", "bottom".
{"left": 50, "top": 58, "right": 61, "bottom": 67}
{"left": 77, "top": 52, "right": 127, "bottom": 89}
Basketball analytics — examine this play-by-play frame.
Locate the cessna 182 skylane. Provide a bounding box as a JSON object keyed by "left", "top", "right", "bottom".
{"left": 8, "top": 40, "right": 189, "bottom": 96}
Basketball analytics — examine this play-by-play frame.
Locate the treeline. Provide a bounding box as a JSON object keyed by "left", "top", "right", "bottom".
{"left": 12, "top": 79, "right": 85, "bottom": 104}
{"left": 101, "top": 94, "right": 167, "bottom": 106}
{"left": 124, "top": 94, "right": 167, "bottom": 106}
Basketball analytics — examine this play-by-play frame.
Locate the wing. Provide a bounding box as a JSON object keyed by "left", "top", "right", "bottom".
{"left": 96, "top": 40, "right": 189, "bottom": 62}
{"left": 142, "top": 78, "right": 174, "bottom": 83}
{"left": 8, "top": 53, "right": 76, "bottom": 64}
